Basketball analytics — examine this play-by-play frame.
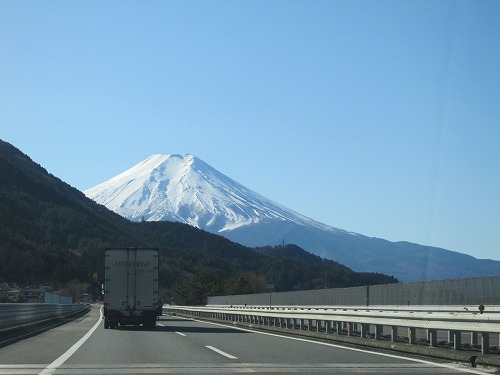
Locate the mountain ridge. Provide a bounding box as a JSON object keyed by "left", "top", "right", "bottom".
{"left": 0, "top": 139, "right": 397, "bottom": 304}
{"left": 84, "top": 153, "right": 500, "bottom": 281}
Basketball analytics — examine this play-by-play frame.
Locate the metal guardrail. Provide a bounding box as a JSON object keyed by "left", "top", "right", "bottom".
{"left": 0, "top": 303, "right": 88, "bottom": 331}
{"left": 167, "top": 304, "right": 500, "bottom": 354}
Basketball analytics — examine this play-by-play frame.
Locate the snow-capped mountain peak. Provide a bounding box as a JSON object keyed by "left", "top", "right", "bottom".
{"left": 84, "top": 154, "right": 333, "bottom": 233}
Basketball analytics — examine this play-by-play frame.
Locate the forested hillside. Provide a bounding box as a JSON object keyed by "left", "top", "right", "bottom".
{"left": 0, "top": 140, "right": 397, "bottom": 304}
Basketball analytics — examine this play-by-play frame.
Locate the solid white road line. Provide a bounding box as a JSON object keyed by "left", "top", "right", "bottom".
{"left": 206, "top": 346, "right": 238, "bottom": 359}
{"left": 38, "top": 306, "right": 103, "bottom": 375}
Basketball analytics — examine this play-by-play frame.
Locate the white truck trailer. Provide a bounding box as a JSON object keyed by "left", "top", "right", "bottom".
{"left": 103, "top": 247, "right": 161, "bottom": 329}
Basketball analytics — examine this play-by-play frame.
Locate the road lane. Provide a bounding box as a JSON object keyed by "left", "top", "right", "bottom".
{"left": 155, "top": 316, "right": 483, "bottom": 374}
{"left": 39, "top": 307, "right": 103, "bottom": 375}
{"left": 0, "top": 306, "right": 96, "bottom": 365}
{"left": 0, "top": 307, "right": 493, "bottom": 374}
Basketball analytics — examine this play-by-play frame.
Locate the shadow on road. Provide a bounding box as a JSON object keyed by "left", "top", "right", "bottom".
{"left": 156, "top": 325, "right": 247, "bottom": 334}
{"left": 111, "top": 316, "right": 247, "bottom": 334}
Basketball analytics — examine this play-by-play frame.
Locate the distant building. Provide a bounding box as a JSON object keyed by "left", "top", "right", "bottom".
{"left": 0, "top": 284, "right": 72, "bottom": 304}
{"left": 22, "top": 288, "right": 45, "bottom": 303}
{"left": 0, "top": 283, "right": 21, "bottom": 301}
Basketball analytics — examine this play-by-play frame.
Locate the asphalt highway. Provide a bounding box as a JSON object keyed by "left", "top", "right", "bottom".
{"left": 0, "top": 305, "right": 493, "bottom": 374}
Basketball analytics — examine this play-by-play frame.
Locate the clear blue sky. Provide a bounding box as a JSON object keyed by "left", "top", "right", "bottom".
{"left": 1, "top": 1, "right": 499, "bottom": 260}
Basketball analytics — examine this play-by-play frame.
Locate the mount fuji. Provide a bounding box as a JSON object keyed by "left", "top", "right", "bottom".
{"left": 84, "top": 154, "right": 500, "bottom": 281}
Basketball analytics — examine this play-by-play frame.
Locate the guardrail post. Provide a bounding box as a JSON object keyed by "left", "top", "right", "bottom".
{"left": 347, "top": 323, "right": 353, "bottom": 336}
{"left": 360, "top": 323, "right": 369, "bottom": 338}
{"left": 391, "top": 326, "right": 398, "bottom": 342}
{"left": 470, "top": 332, "right": 478, "bottom": 346}
{"left": 374, "top": 324, "right": 382, "bottom": 340}
{"left": 336, "top": 321, "right": 342, "bottom": 334}
{"left": 408, "top": 327, "right": 416, "bottom": 344}
{"left": 325, "top": 320, "right": 331, "bottom": 333}
{"left": 481, "top": 333, "right": 490, "bottom": 354}
{"left": 452, "top": 331, "right": 461, "bottom": 350}
{"left": 428, "top": 329, "right": 437, "bottom": 347}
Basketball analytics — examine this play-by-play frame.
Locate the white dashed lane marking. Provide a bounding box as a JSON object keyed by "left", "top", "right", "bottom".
{"left": 205, "top": 346, "right": 238, "bottom": 359}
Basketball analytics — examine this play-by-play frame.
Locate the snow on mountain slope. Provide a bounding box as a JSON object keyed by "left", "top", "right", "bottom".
{"left": 84, "top": 154, "right": 341, "bottom": 234}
